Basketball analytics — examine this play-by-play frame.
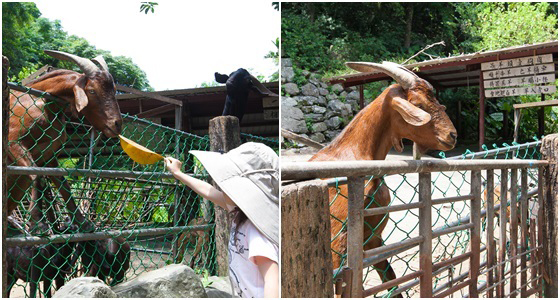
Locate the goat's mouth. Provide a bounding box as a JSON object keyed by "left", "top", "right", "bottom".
{"left": 102, "top": 126, "right": 120, "bottom": 138}
{"left": 437, "top": 138, "right": 456, "bottom": 150}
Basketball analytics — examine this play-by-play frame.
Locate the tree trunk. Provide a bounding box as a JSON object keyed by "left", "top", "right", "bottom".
{"left": 2, "top": 55, "right": 10, "bottom": 298}
{"left": 404, "top": 4, "right": 414, "bottom": 49}
{"left": 541, "top": 134, "right": 558, "bottom": 297}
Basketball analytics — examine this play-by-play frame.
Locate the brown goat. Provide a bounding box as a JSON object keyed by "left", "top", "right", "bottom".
{"left": 7, "top": 50, "right": 122, "bottom": 233}
{"left": 310, "top": 62, "right": 457, "bottom": 296}
{"left": 176, "top": 217, "right": 210, "bottom": 268}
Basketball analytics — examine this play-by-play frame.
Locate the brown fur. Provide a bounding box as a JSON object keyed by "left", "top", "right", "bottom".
{"left": 177, "top": 217, "right": 210, "bottom": 268}
{"left": 310, "top": 81, "right": 457, "bottom": 296}
{"left": 7, "top": 65, "right": 122, "bottom": 232}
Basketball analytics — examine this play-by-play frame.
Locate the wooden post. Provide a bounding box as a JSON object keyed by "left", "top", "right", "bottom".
{"left": 478, "top": 69, "right": 486, "bottom": 150}
{"left": 509, "top": 168, "right": 518, "bottom": 295}
{"left": 540, "top": 134, "right": 558, "bottom": 297}
{"left": 538, "top": 94, "right": 545, "bottom": 138}
{"left": 209, "top": 116, "right": 241, "bottom": 276}
{"left": 469, "top": 170, "right": 481, "bottom": 297}
{"left": 485, "top": 169, "right": 495, "bottom": 298}
{"left": 2, "top": 55, "right": 10, "bottom": 298}
{"left": 172, "top": 105, "right": 183, "bottom": 261}
{"left": 498, "top": 168, "right": 508, "bottom": 297}
{"left": 347, "top": 176, "right": 364, "bottom": 298}
{"left": 513, "top": 108, "right": 522, "bottom": 143}
{"left": 281, "top": 180, "right": 334, "bottom": 298}
{"left": 418, "top": 172, "right": 433, "bottom": 297}
{"left": 359, "top": 84, "right": 364, "bottom": 109}
{"left": 520, "top": 168, "right": 528, "bottom": 298}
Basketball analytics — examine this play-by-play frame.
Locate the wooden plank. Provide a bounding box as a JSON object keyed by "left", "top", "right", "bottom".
{"left": 484, "top": 73, "right": 556, "bottom": 88}
{"left": 469, "top": 170, "right": 482, "bottom": 297}
{"left": 513, "top": 99, "right": 558, "bottom": 109}
{"left": 135, "top": 103, "right": 176, "bottom": 118}
{"left": 418, "top": 172, "right": 433, "bottom": 298}
{"left": 510, "top": 168, "right": 519, "bottom": 296}
{"left": 281, "top": 180, "right": 334, "bottom": 298}
{"left": 363, "top": 271, "right": 422, "bottom": 297}
{"left": 485, "top": 85, "right": 556, "bottom": 98}
{"left": 481, "top": 54, "right": 553, "bottom": 70}
{"left": 116, "top": 84, "right": 182, "bottom": 106}
{"left": 346, "top": 177, "right": 365, "bottom": 298}
{"left": 498, "top": 169, "right": 508, "bottom": 297}
{"left": 263, "top": 108, "right": 278, "bottom": 120}
{"left": 281, "top": 128, "right": 324, "bottom": 149}
{"left": 486, "top": 169, "right": 496, "bottom": 298}
{"left": 479, "top": 69, "right": 485, "bottom": 150}
{"left": 483, "top": 63, "right": 555, "bottom": 79}
{"left": 520, "top": 168, "right": 529, "bottom": 297}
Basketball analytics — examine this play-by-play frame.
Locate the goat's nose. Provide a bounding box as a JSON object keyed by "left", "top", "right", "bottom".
{"left": 449, "top": 132, "right": 457, "bottom": 142}
{"left": 115, "top": 120, "right": 123, "bottom": 133}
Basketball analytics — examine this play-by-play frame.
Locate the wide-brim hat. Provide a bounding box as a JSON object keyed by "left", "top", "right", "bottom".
{"left": 189, "top": 142, "right": 279, "bottom": 246}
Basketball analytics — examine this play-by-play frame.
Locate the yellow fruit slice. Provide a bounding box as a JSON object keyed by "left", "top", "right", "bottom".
{"left": 119, "top": 135, "right": 164, "bottom": 165}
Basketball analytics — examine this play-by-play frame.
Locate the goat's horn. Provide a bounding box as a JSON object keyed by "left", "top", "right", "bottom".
{"left": 92, "top": 55, "right": 109, "bottom": 73}
{"left": 250, "top": 75, "right": 278, "bottom": 97}
{"left": 44, "top": 50, "right": 99, "bottom": 77}
{"left": 345, "top": 61, "right": 418, "bottom": 90}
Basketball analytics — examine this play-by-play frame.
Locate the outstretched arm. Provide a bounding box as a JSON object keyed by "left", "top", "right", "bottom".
{"left": 164, "top": 157, "right": 235, "bottom": 210}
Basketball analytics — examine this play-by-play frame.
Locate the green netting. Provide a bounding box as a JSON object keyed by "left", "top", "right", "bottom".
{"left": 6, "top": 84, "right": 272, "bottom": 297}
{"left": 330, "top": 141, "right": 542, "bottom": 298}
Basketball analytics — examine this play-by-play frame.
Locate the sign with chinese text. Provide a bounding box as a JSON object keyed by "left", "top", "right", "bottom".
{"left": 482, "top": 54, "right": 556, "bottom": 98}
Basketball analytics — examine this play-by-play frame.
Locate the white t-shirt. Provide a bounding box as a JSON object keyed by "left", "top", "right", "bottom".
{"left": 228, "top": 217, "right": 279, "bottom": 298}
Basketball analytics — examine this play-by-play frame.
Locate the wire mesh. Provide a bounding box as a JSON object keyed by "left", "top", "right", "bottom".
{"left": 329, "top": 141, "right": 543, "bottom": 298}
{"left": 5, "top": 84, "right": 224, "bottom": 297}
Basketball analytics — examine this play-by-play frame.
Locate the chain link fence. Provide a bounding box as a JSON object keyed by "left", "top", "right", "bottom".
{"left": 329, "top": 140, "right": 542, "bottom": 297}
{"left": 6, "top": 83, "right": 274, "bottom": 297}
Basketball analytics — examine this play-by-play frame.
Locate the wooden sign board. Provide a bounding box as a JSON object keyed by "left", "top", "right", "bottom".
{"left": 483, "top": 63, "right": 555, "bottom": 80}
{"left": 263, "top": 109, "right": 279, "bottom": 120}
{"left": 485, "top": 85, "right": 556, "bottom": 98}
{"left": 481, "top": 54, "right": 553, "bottom": 71}
{"left": 484, "top": 74, "right": 556, "bottom": 88}
{"left": 262, "top": 96, "right": 279, "bottom": 108}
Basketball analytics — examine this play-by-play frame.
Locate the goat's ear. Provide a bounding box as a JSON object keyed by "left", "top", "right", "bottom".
{"left": 392, "top": 96, "right": 431, "bottom": 126}
{"left": 215, "top": 72, "right": 229, "bottom": 83}
{"left": 72, "top": 80, "right": 89, "bottom": 114}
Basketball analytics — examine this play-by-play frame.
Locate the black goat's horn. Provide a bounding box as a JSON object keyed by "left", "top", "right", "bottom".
{"left": 44, "top": 50, "right": 99, "bottom": 78}
{"left": 345, "top": 61, "right": 418, "bottom": 90}
{"left": 92, "top": 55, "right": 110, "bottom": 73}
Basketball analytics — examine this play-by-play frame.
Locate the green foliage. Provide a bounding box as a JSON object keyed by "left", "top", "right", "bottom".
{"left": 265, "top": 37, "right": 280, "bottom": 81}
{"left": 140, "top": 2, "right": 158, "bottom": 14}
{"left": 3, "top": 2, "right": 152, "bottom": 91}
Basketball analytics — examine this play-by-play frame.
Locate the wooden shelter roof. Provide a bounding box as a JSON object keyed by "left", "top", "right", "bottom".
{"left": 116, "top": 82, "right": 279, "bottom": 138}
{"left": 328, "top": 41, "right": 558, "bottom": 90}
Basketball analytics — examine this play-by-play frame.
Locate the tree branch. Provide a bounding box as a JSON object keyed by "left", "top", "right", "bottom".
{"left": 402, "top": 41, "right": 446, "bottom": 65}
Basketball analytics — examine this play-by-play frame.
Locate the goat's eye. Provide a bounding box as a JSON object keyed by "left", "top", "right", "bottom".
{"left": 88, "top": 90, "right": 96, "bottom": 95}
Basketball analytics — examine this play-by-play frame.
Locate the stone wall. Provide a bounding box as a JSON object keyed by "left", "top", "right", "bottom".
{"left": 281, "top": 58, "right": 362, "bottom": 144}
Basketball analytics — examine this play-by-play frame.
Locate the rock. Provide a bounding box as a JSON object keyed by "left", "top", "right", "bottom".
{"left": 312, "top": 105, "right": 327, "bottom": 114}
{"left": 311, "top": 122, "right": 328, "bottom": 133}
{"left": 315, "top": 96, "right": 327, "bottom": 106}
{"left": 112, "top": 264, "right": 207, "bottom": 298}
{"left": 326, "top": 93, "right": 338, "bottom": 101}
{"left": 293, "top": 96, "right": 317, "bottom": 106}
{"left": 309, "top": 132, "right": 326, "bottom": 143}
{"left": 205, "top": 276, "right": 234, "bottom": 298}
{"left": 282, "top": 96, "right": 298, "bottom": 108}
{"left": 283, "top": 83, "right": 300, "bottom": 96}
{"left": 282, "top": 105, "right": 308, "bottom": 134}
{"left": 54, "top": 277, "right": 116, "bottom": 298}
{"left": 282, "top": 67, "right": 295, "bottom": 82}
{"left": 281, "top": 58, "right": 292, "bottom": 68}
{"left": 325, "top": 130, "right": 342, "bottom": 141}
{"left": 347, "top": 91, "right": 360, "bottom": 101}
{"left": 301, "top": 83, "right": 319, "bottom": 97}
{"left": 331, "top": 84, "right": 344, "bottom": 94}
{"left": 340, "top": 91, "right": 348, "bottom": 100}
{"left": 325, "top": 116, "right": 342, "bottom": 129}
{"left": 320, "top": 82, "right": 328, "bottom": 89}
{"left": 301, "top": 106, "right": 313, "bottom": 114}
{"left": 301, "top": 70, "right": 311, "bottom": 78}
{"left": 307, "top": 113, "right": 324, "bottom": 122}
{"left": 318, "top": 87, "right": 329, "bottom": 96}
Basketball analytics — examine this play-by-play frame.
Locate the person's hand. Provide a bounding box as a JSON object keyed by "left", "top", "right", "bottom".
{"left": 164, "top": 157, "right": 183, "bottom": 175}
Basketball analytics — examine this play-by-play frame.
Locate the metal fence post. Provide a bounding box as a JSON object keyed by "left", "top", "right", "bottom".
{"left": 418, "top": 172, "right": 432, "bottom": 297}
{"left": 541, "top": 134, "right": 558, "bottom": 297}
{"left": 208, "top": 116, "right": 241, "bottom": 276}
{"left": 469, "top": 170, "right": 481, "bottom": 297}
{"left": 347, "top": 176, "right": 365, "bottom": 298}
{"left": 2, "top": 55, "right": 10, "bottom": 298}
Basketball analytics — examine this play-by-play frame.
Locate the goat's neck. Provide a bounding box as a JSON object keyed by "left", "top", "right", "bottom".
{"left": 316, "top": 95, "right": 395, "bottom": 161}
{"left": 29, "top": 72, "right": 81, "bottom": 103}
